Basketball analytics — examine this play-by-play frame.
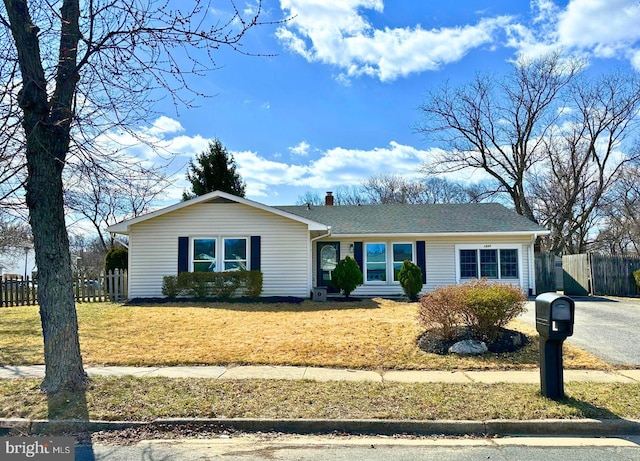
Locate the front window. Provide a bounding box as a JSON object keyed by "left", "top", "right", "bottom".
{"left": 193, "top": 239, "right": 216, "bottom": 272}
{"left": 224, "top": 238, "right": 248, "bottom": 271}
{"left": 479, "top": 249, "right": 498, "bottom": 278}
{"left": 192, "top": 237, "right": 248, "bottom": 272}
{"left": 364, "top": 242, "right": 415, "bottom": 283}
{"left": 458, "top": 246, "right": 520, "bottom": 280}
{"left": 499, "top": 249, "right": 519, "bottom": 279}
{"left": 460, "top": 249, "right": 477, "bottom": 278}
{"left": 392, "top": 243, "right": 413, "bottom": 281}
{"left": 366, "top": 243, "right": 387, "bottom": 282}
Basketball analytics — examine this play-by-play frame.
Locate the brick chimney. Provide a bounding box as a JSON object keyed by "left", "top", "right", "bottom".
{"left": 325, "top": 191, "right": 334, "bottom": 206}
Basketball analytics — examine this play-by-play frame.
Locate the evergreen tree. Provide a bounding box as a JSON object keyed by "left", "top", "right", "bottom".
{"left": 183, "top": 140, "right": 246, "bottom": 200}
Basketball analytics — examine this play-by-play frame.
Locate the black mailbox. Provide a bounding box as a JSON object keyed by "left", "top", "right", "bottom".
{"left": 535, "top": 292, "right": 575, "bottom": 400}
{"left": 535, "top": 292, "right": 574, "bottom": 339}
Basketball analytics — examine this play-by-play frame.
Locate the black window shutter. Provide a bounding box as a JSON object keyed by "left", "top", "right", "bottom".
{"left": 416, "top": 240, "right": 426, "bottom": 283}
{"left": 178, "top": 237, "right": 189, "bottom": 274}
{"left": 353, "top": 242, "right": 363, "bottom": 271}
{"left": 250, "top": 236, "right": 261, "bottom": 271}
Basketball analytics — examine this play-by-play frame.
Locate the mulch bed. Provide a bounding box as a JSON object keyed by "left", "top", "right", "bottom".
{"left": 417, "top": 326, "right": 530, "bottom": 355}
{"left": 125, "top": 296, "right": 307, "bottom": 305}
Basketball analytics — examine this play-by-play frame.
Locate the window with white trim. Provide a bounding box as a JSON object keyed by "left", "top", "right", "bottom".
{"left": 365, "top": 242, "right": 415, "bottom": 283}
{"left": 192, "top": 237, "right": 248, "bottom": 272}
{"left": 365, "top": 243, "right": 387, "bottom": 282}
{"left": 193, "top": 238, "right": 217, "bottom": 272}
{"left": 457, "top": 245, "right": 520, "bottom": 280}
{"left": 223, "top": 238, "right": 248, "bottom": 271}
{"left": 392, "top": 243, "right": 413, "bottom": 282}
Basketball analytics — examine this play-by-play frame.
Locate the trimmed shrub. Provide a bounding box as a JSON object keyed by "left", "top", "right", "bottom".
{"left": 398, "top": 260, "right": 423, "bottom": 301}
{"left": 634, "top": 269, "right": 640, "bottom": 292}
{"left": 161, "top": 270, "right": 263, "bottom": 299}
{"left": 161, "top": 275, "right": 180, "bottom": 298}
{"left": 418, "top": 285, "right": 466, "bottom": 341}
{"left": 178, "top": 272, "right": 211, "bottom": 298}
{"left": 104, "top": 247, "right": 128, "bottom": 273}
{"left": 244, "top": 271, "right": 263, "bottom": 298}
{"left": 458, "top": 279, "right": 527, "bottom": 342}
{"left": 331, "top": 256, "right": 363, "bottom": 297}
{"left": 418, "top": 279, "right": 527, "bottom": 343}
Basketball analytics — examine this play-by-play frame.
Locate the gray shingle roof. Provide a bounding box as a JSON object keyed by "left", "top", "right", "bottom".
{"left": 276, "top": 203, "right": 548, "bottom": 235}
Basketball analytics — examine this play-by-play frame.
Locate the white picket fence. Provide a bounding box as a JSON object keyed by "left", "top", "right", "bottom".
{"left": 0, "top": 269, "right": 127, "bottom": 307}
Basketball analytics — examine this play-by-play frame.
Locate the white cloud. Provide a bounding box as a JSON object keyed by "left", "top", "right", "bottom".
{"left": 289, "top": 140, "right": 310, "bottom": 156}
{"left": 233, "top": 141, "right": 457, "bottom": 197}
{"left": 143, "top": 116, "right": 185, "bottom": 138}
{"left": 507, "top": 0, "right": 640, "bottom": 66}
{"left": 557, "top": 0, "right": 640, "bottom": 52}
{"left": 276, "top": 0, "right": 511, "bottom": 82}
{"left": 94, "top": 117, "right": 488, "bottom": 204}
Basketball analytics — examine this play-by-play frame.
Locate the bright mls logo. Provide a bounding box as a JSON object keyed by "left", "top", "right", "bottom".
{"left": 1, "top": 437, "right": 74, "bottom": 460}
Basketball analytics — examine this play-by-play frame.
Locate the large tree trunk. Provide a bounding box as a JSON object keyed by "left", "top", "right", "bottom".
{"left": 5, "top": 0, "right": 87, "bottom": 394}
{"left": 26, "top": 130, "right": 88, "bottom": 394}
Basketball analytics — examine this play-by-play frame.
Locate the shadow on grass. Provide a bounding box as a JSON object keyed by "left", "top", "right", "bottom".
{"left": 558, "top": 395, "right": 621, "bottom": 419}
{"left": 125, "top": 296, "right": 385, "bottom": 312}
{"left": 47, "top": 388, "right": 96, "bottom": 461}
{"left": 0, "top": 346, "right": 43, "bottom": 366}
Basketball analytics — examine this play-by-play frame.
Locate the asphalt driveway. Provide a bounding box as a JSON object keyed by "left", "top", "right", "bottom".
{"left": 520, "top": 296, "right": 640, "bottom": 367}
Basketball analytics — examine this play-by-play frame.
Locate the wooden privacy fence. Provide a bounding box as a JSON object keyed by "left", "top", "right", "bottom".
{"left": 563, "top": 253, "right": 640, "bottom": 297}
{"left": 535, "top": 252, "right": 557, "bottom": 294}
{"left": 0, "top": 269, "right": 127, "bottom": 307}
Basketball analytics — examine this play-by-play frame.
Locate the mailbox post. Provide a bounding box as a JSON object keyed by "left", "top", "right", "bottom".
{"left": 535, "top": 293, "right": 575, "bottom": 400}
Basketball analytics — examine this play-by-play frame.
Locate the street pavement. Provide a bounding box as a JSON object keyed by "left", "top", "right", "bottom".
{"left": 520, "top": 296, "right": 640, "bottom": 366}
{"left": 74, "top": 435, "right": 640, "bottom": 461}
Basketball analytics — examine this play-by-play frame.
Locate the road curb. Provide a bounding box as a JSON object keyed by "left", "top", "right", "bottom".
{"left": 2, "top": 418, "right": 639, "bottom": 437}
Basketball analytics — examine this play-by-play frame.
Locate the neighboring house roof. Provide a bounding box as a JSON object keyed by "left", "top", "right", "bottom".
{"left": 106, "top": 191, "right": 329, "bottom": 234}
{"left": 277, "top": 203, "right": 549, "bottom": 237}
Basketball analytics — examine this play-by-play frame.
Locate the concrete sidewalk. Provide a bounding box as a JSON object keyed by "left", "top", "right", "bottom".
{"left": 2, "top": 365, "right": 639, "bottom": 384}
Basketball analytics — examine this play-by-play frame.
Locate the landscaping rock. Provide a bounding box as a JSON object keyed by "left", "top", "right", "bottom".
{"left": 448, "top": 340, "right": 488, "bottom": 355}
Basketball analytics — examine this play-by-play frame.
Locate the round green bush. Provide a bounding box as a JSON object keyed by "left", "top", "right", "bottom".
{"left": 331, "top": 256, "right": 363, "bottom": 297}
{"left": 398, "top": 260, "right": 423, "bottom": 301}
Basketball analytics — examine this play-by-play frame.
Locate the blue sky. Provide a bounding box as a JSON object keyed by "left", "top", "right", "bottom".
{"left": 125, "top": 0, "right": 640, "bottom": 206}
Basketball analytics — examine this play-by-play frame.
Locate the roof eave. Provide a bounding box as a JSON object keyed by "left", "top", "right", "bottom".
{"left": 327, "top": 230, "right": 551, "bottom": 238}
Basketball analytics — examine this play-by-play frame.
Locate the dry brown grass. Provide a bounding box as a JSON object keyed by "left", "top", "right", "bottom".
{"left": 1, "top": 378, "right": 639, "bottom": 421}
{"left": 0, "top": 299, "right": 611, "bottom": 370}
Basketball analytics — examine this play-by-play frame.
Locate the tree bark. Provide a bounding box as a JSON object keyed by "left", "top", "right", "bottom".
{"left": 4, "top": 0, "right": 87, "bottom": 393}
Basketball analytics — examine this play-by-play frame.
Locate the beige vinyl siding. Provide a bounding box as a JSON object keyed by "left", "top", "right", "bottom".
{"left": 127, "top": 202, "right": 311, "bottom": 298}
{"left": 425, "top": 235, "right": 533, "bottom": 294}
{"left": 314, "top": 234, "right": 534, "bottom": 297}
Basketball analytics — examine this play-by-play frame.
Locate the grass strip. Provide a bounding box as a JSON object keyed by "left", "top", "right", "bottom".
{"left": 1, "top": 378, "right": 639, "bottom": 421}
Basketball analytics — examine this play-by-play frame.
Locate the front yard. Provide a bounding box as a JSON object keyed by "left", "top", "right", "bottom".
{"left": 0, "top": 298, "right": 609, "bottom": 370}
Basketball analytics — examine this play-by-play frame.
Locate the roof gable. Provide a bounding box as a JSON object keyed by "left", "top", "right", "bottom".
{"left": 107, "top": 191, "right": 329, "bottom": 234}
